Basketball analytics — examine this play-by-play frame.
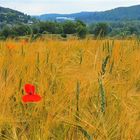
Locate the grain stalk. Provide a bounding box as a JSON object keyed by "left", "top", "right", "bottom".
{"left": 75, "top": 81, "right": 93, "bottom": 139}
{"left": 98, "top": 78, "right": 106, "bottom": 113}
{"left": 46, "top": 52, "right": 50, "bottom": 64}
{"left": 21, "top": 45, "right": 25, "bottom": 56}
{"left": 76, "top": 81, "right": 80, "bottom": 115}
{"left": 4, "top": 68, "right": 7, "bottom": 87}
{"left": 18, "top": 78, "right": 22, "bottom": 92}
{"left": 101, "top": 55, "right": 110, "bottom": 75}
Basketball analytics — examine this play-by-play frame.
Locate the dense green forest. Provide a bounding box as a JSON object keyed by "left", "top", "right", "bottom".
{"left": 0, "top": 20, "right": 140, "bottom": 39}
{"left": 0, "top": 5, "right": 140, "bottom": 39}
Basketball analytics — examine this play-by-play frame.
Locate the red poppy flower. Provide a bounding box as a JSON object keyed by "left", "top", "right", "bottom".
{"left": 22, "top": 84, "right": 41, "bottom": 103}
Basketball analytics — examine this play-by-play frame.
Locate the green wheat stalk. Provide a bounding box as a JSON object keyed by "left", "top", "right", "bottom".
{"left": 98, "top": 78, "right": 106, "bottom": 113}
{"left": 101, "top": 55, "right": 110, "bottom": 75}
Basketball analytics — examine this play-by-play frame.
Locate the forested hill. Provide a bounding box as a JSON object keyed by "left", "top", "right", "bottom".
{"left": 0, "top": 6, "right": 36, "bottom": 25}
{"left": 1, "top": 4, "right": 140, "bottom": 25}
{"left": 35, "top": 5, "right": 140, "bottom": 23}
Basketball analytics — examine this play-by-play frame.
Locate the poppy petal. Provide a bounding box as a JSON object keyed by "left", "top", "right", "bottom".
{"left": 22, "top": 94, "right": 41, "bottom": 103}
{"left": 24, "top": 84, "right": 35, "bottom": 95}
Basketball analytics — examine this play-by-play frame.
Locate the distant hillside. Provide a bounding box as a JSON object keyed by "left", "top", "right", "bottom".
{"left": 0, "top": 6, "right": 37, "bottom": 25}
{"left": 35, "top": 5, "right": 140, "bottom": 23}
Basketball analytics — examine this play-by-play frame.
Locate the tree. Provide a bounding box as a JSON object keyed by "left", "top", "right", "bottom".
{"left": 75, "top": 20, "right": 87, "bottom": 39}
{"left": 37, "top": 22, "right": 47, "bottom": 34}
{"left": 94, "top": 23, "right": 110, "bottom": 38}
{"left": 0, "top": 26, "right": 12, "bottom": 38}
{"left": 12, "top": 24, "right": 31, "bottom": 36}
{"left": 127, "top": 26, "right": 139, "bottom": 35}
{"left": 62, "top": 21, "right": 77, "bottom": 34}
{"left": 76, "top": 20, "right": 86, "bottom": 27}
{"left": 77, "top": 25, "right": 87, "bottom": 39}
{"left": 31, "top": 24, "right": 40, "bottom": 34}
{"left": 37, "top": 21, "right": 63, "bottom": 34}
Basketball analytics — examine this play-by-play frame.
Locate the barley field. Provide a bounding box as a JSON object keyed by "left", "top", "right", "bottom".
{"left": 0, "top": 38, "right": 140, "bottom": 140}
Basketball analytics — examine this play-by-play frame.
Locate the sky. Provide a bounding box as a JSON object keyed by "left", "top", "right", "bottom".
{"left": 0, "top": 0, "right": 140, "bottom": 15}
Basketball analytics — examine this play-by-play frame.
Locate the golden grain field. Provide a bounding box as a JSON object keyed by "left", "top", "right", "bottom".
{"left": 0, "top": 38, "right": 140, "bottom": 140}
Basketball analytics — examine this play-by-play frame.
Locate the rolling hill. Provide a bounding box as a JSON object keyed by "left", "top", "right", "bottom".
{"left": 35, "top": 5, "right": 140, "bottom": 23}
{"left": 0, "top": 6, "right": 37, "bottom": 25}
{"left": 1, "top": 4, "right": 140, "bottom": 25}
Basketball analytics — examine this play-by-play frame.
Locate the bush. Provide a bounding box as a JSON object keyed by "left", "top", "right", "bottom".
{"left": 62, "top": 21, "right": 77, "bottom": 34}
{"left": 0, "top": 26, "right": 12, "bottom": 38}
{"left": 77, "top": 25, "right": 87, "bottom": 39}
{"left": 94, "top": 23, "right": 110, "bottom": 38}
{"left": 61, "top": 33, "right": 67, "bottom": 38}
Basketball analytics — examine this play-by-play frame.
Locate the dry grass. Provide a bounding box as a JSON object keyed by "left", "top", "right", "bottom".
{"left": 0, "top": 38, "right": 139, "bottom": 140}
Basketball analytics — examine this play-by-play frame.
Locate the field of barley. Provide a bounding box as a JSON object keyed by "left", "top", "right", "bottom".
{"left": 0, "top": 38, "right": 139, "bottom": 140}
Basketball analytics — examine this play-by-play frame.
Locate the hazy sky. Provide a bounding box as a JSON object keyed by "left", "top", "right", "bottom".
{"left": 0, "top": 0, "right": 140, "bottom": 15}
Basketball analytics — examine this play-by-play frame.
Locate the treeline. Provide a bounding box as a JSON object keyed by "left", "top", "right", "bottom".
{"left": 89, "top": 21, "right": 140, "bottom": 38}
{"left": 0, "top": 20, "right": 140, "bottom": 39}
{"left": 0, "top": 20, "right": 87, "bottom": 39}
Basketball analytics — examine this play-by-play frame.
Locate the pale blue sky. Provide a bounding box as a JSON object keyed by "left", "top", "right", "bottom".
{"left": 0, "top": 0, "right": 140, "bottom": 15}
